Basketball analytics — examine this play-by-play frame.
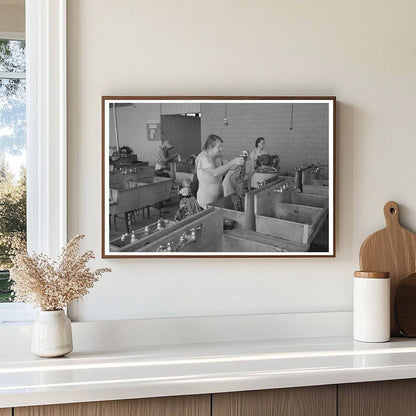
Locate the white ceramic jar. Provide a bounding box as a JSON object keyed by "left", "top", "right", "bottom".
{"left": 353, "top": 271, "right": 390, "bottom": 343}
{"left": 31, "top": 310, "right": 73, "bottom": 357}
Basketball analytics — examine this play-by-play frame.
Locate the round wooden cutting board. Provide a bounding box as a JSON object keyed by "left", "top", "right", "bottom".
{"left": 359, "top": 201, "right": 416, "bottom": 335}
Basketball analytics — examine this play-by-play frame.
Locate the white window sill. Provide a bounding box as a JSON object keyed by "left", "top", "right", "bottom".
{"left": 0, "top": 303, "right": 35, "bottom": 324}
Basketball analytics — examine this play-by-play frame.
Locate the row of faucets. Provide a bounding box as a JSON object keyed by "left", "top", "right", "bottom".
{"left": 274, "top": 182, "right": 299, "bottom": 193}
{"left": 120, "top": 218, "right": 168, "bottom": 243}
{"left": 119, "top": 218, "right": 203, "bottom": 250}
{"left": 256, "top": 163, "right": 322, "bottom": 190}
{"left": 157, "top": 226, "right": 202, "bottom": 252}
{"left": 110, "top": 165, "right": 142, "bottom": 174}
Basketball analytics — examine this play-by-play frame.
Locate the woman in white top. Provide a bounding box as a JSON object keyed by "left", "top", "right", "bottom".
{"left": 196, "top": 134, "right": 244, "bottom": 208}
{"left": 249, "top": 137, "right": 267, "bottom": 167}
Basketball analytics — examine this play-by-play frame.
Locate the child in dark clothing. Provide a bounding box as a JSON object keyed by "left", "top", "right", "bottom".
{"left": 174, "top": 178, "right": 202, "bottom": 221}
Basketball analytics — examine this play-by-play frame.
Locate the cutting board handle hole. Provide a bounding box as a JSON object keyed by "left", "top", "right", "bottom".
{"left": 390, "top": 208, "right": 396, "bottom": 214}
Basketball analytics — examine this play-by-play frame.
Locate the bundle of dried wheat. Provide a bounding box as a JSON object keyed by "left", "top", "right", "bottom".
{"left": 10, "top": 235, "right": 111, "bottom": 311}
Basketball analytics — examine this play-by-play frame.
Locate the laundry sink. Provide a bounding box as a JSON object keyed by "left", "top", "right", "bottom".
{"left": 223, "top": 229, "right": 309, "bottom": 252}
{"left": 301, "top": 166, "right": 329, "bottom": 195}
{"left": 254, "top": 185, "right": 328, "bottom": 245}
{"left": 250, "top": 172, "right": 279, "bottom": 188}
{"left": 302, "top": 184, "right": 329, "bottom": 196}
{"left": 127, "top": 208, "right": 311, "bottom": 253}
{"left": 268, "top": 203, "right": 322, "bottom": 223}
{"left": 273, "top": 186, "right": 328, "bottom": 209}
{"left": 292, "top": 192, "right": 328, "bottom": 208}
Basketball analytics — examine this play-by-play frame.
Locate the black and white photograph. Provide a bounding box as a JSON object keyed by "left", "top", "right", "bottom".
{"left": 102, "top": 97, "right": 335, "bottom": 257}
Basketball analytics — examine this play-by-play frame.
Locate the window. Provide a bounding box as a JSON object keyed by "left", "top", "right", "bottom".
{"left": 0, "top": 37, "right": 27, "bottom": 306}
{"left": 0, "top": 2, "right": 67, "bottom": 323}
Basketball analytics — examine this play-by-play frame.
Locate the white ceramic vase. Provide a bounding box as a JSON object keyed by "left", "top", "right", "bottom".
{"left": 31, "top": 310, "right": 73, "bottom": 358}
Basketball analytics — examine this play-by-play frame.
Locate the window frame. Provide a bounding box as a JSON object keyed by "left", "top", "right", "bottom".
{"left": 0, "top": 0, "right": 67, "bottom": 323}
{"left": 0, "top": 31, "right": 25, "bottom": 41}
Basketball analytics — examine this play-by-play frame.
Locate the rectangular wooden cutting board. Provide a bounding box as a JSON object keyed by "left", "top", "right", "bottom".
{"left": 359, "top": 201, "right": 416, "bottom": 335}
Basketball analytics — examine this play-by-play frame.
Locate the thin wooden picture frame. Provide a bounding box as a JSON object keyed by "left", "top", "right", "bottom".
{"left": 102, "top": 96, "right": 336, "bottom": 258}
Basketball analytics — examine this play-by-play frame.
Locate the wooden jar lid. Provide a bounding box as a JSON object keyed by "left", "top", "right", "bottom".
{"left": 354, "top": 271, "right": 390, "bottom": 279}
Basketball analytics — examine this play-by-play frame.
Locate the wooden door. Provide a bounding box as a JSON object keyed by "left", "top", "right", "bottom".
{"left": 212, "top": 386, "right": 336, "bottom": 416}
{"left": 339, "top": 379, "right": 416, "bottom": 416}
{"left": 0, "top": 409, "right": 12, "bottom": 416}
{"left": 15, "top": 394, "right": 210, "bottom": 416}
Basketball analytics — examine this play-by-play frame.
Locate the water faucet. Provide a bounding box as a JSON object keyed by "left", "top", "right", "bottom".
{"left": 156, "top": 243, "right": 173, "bottom": 252}
{"left": 157, "top": 226, "right": 203, "bottom": 253}
{"left": 157, "top": 218, "right": 166, "bottom": 230}
{"left": 174, "top": 226, "right": 202, "bottom": 251}
{"left": 189, "top": 228, "right": 197, "bottom": 242}
{"left": 274, "top": 182, "right": 299, "bottom": 193}
{"left": 156, "top": 244, "right": 166, "bottom": 252}
{"left": 312, "top": 165, "right": 321, "bottom": 179}
{"left": 286, "top": 184, "right": 298, "bottom": 191}
{"left": 175, "top": 232, "right": 189, "bottom": 252}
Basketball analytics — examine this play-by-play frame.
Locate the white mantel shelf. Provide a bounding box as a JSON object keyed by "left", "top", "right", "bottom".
{"left": 2, "top": 336, "right": 416, "bottom": 409}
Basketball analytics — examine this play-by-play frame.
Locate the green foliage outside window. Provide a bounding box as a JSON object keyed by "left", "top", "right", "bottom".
{"left": 0, "top": 164, "right": 26, "bottom": 302}
{"left": 0, "top": 39, "right": 27, "bottom": 302}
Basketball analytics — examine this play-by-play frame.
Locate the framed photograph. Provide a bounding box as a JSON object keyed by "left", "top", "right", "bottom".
{"left": 102, "top": 96, "right": 336, "bottom": 258}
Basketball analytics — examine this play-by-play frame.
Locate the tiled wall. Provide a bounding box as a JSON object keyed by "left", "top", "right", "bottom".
{"left": 200, "top": 103, "right": 329, "bottom": 173}
{"left": 110, "top": 102, "right": 329, "bottom": 172}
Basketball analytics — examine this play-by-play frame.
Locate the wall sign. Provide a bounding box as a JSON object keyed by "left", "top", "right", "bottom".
{"left": 147, "top": 120, "right": 161, "bottom": 141}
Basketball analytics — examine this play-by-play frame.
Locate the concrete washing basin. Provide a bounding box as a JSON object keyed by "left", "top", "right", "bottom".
{"left": 273, "top": 187, "right": 328, "bottom": 209}
{"left": 302, "top": 184, "right": 329, "bottom": 196}
{"left": 266, "top": 203, "right": 322, "bottom": 224}
{"left": 254, "top": 182, "right": 329, "bottom": 245}
{"left": 301, "top": 166, "right": 329, "bottom": 196}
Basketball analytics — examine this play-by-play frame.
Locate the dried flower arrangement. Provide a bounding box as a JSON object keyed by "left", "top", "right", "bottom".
{"left": 10, "top": 235, "right": 111, "bottom": 311}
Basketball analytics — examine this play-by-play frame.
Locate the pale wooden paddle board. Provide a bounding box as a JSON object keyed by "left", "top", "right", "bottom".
{"left": 359, "top": 201, "right": 416, "bottom": 335}
{"left": 395, "top": 272, "right": 416, "bottom": 337}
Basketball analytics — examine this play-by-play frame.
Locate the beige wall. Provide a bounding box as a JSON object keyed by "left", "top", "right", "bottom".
{"left": 67, "top": 0, "right": 416, "bottom": 321}
{"left": 0, "top": 4, "right": 24, "bottom": 33}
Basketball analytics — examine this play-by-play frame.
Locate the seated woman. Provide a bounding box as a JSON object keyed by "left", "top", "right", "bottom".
{"left": 249, "top": 137, "right": 267, "bottom": 167}
{"left": 195, "top": 134, "right": 244, "bottom": 209}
